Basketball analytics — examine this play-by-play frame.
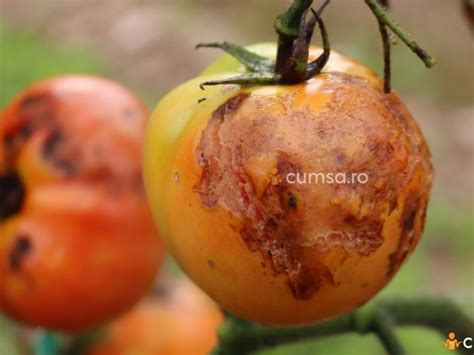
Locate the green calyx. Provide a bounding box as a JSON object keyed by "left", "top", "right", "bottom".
{"left": 197, "top": 0, "right": 435, "bottom": 92}
{"left": 197, "top": 1, "right": 330, "bottom": 88}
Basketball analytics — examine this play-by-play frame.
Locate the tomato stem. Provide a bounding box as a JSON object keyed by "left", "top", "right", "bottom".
{"left": 371, "top": 308, "right": 405, "bottom": 355}
{"left": 212, "top": 298, "right": 473, "bottom": 355}
{"left": 305, "top": 8, "right": 330, "bottom": 79}
{"left": 273, "top": 0, "right": 312, "bottom": 83}
{"left": 198, "top": 1, "right": 331, "bottom": 88}
{"left": 274, "top": 0, "right": 331, "bottom": 83}
{"left": 365, "top": 0, "right": 436, "bottom": 68}
{"left": 197, "top": 0, "right": 435, "bottom": 89}
{"left": 377, "top": 0, "right": 391, "bottom": 93}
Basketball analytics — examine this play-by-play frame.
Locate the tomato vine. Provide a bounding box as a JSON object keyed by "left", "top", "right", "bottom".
{"left": 197, "top": 0, "right": 435, "bottom": 92}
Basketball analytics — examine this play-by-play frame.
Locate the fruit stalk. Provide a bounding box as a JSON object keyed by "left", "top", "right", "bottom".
{"left": 365, "top": 0, "right": 436, "bottom": 68}
{"left": 274, "top": 0, "right": 330, "bottom": 83}
{"left": 274, "top": 0, "right": 312, "bottom": 82}
{"left": 212, "top": 299, "right": 473, "bottom": 355}
{"left": 197, "top": 0, "right": 435, "bottom": 88}
{"left": 376, "top": 0, "right": 391, "bottom": 93}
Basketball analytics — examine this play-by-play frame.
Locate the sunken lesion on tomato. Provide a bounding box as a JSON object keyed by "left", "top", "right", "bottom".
{"left": 193, "top": 93, "right": 344, "bottom": 299}
{"left": 2, "top": 91, "right": 73, "bottom": 174}
{"left": 387, "top": 189, "right": 429, "bottom": 277}
{"left": 41, "top": 128, "right": 78, "bottom": 176}
{"left": 3, "top": 93, "right": 55, "bottom": 165}
{"left": 8, "top": 234, "right": 32, "bottom": 271}
{"left": 0, "top": 171, "right": 25, "bottom": 221}
{"left": 194, "top": 74, "right": 432, "bottom": 300}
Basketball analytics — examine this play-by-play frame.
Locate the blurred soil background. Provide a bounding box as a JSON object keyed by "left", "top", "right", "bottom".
{"left": 1, "top": 1, "right": 473, "bottom": 354}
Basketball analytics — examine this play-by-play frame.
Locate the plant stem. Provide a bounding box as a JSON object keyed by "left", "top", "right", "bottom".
{"left": 306, "top": 9, "right": 330, "bottom": 78}
{"left": 371, "top": 308, "right": 405, "bottom": 355}
{"left": 274, "top": 0, "right": 313, "bottom": 83}
{"left": 377, "top": 0, "right": 391, "bottom": 93}
{"left": 198, "top": 0, "right": 435, "bottom": 88}
{"left": 273, "top": 0, "right": 332, "bottom": 84}
{"left": 365, "top": 0, "right": 435, "bottom": 68}
{"left": 382, "top": 298, "right": 474, "bottom": 343}
{"left": 274, "top": 0, "right": 313, "bottom": 38}
{"left": 213, "top": 298, "right": 473, "bottom": 355}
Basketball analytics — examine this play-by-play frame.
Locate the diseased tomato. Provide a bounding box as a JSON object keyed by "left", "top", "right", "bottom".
{"left": 0, "top": 75, "right": 164, "bottom": 332}
{"left": 143, "top": 43, "right": 433, "bottom": 326}
{"left": 86, "top": 278, "right": 223, "bottom": 355}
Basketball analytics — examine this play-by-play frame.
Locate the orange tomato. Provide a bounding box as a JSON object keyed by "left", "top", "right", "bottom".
{"left": 0, "top": 75, "right": 164, "bottom": 332}
{"left": 87, "top": 279, "right": 223, "bottom": 355}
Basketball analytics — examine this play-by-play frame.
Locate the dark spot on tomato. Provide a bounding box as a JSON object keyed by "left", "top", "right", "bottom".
{"left": 198, "top": 152, "right": 206, "bottom": 167}
{"left": 20, "top": 93, "right": 48, "bottom": 110}
{"left": 402, "top": 206, "right": 417, "bottom": 234}
{"left": 0, "top": 171, "right": 25, "bottom": 221}
{"left": 9, "top": 235, "right": 31, "bottom": 271}
{"left": 207, "top": 260, "right": 216, "bottom": 270}
{"left": 42, "top": 129, "right": 77, "bottom": 176}
{"left": 343, "top": 214, "right": 357, "bottom": 225}
{"left": 42, "top": 129, "right": 62, "bottom": 157}
{"left": 289, "top": 271, "right": 321, "bottom": 299}
{"left": 263, "top": 218, "right": 275, "bottom": 231}
{"left": 287, "top": 192, "right": 297, "bottom": 210}
{"left": 198, "top": 97, "right": 207, "bottom": 104}
{"left": 4, "top": 92, "right": 56, "bottom": 166}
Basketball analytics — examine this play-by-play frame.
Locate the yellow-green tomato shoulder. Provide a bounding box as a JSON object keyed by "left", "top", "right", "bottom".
{"left": 143, "top": 73, "right": 246, "bottom": 241}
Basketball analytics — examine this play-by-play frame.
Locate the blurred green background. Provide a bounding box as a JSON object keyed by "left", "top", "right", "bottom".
{"left": 0, "top": 0, "right": 472, "bottom": 354}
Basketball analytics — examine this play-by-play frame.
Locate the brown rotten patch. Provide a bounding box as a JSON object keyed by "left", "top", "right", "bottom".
{"left": 194, "top": 73, "right": 432, "bottom": 300}
{"left": 196, "top": 114, "right": 326, "bottom": 299}
{"left": 3, "top": 92, "right": 55, "bottom": 166}
{"left": 0, "top": 171, "right": 25, "bottom": 221}
{"left": 193, "top": 91, "right": 376, "bottom": 299}
{"left": 387, "top": 191, "right": 428, "bottom": 277}
{"left": 9, "top": 235, "right": 32, "bottom": 271}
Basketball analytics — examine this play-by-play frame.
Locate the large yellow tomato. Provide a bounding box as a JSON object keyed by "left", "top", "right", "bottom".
{"left": 143, "top": 44, "right": 432, "bottom": 325}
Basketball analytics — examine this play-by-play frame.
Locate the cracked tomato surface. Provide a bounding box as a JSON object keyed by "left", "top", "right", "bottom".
{"left": 0, "top": 75, "right": 163, "bottom": 332}
{"left": 143, "top": 44, "right": 433, "bottom": 325}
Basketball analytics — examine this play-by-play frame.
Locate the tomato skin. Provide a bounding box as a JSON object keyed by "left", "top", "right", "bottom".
{"left": 0, "top": 76, "right": 164, "bottom": 332}
{"left": 143, "top": 45, "right": 432, "bottom": 325}
{"left": 86, "top": 279, "right": 223, "bottom": 355}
